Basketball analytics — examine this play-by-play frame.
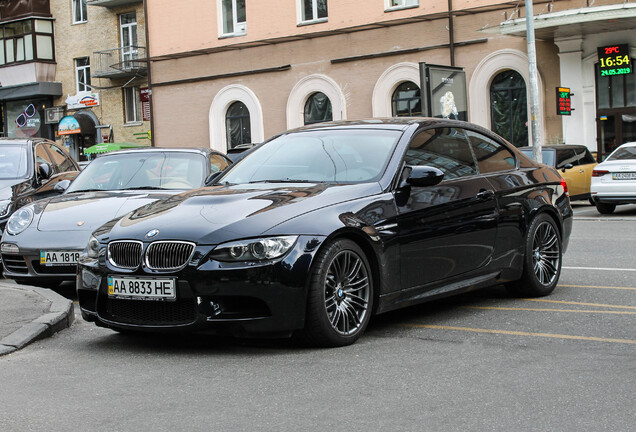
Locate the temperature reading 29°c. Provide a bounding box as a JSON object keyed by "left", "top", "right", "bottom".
{"left": 597, "top": 44, "right": 633, "bottom": 76}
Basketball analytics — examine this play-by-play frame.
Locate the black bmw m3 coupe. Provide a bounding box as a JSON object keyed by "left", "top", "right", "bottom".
{"left": 78, "top": 119, "right": 572, "bottom": 347}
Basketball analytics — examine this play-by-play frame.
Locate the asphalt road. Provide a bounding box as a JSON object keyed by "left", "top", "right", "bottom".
{"left": 1, "top": 204, "right": 634, "bottom": 432}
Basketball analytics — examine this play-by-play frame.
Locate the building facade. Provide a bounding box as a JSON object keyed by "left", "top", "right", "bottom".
{"left": 144, "top": 0, "right": 635, "bottom": 160}
{"left": 0, "top": 0, "right": 150, "bottom": 161}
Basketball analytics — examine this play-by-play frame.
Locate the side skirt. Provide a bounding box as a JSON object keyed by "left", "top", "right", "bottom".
{"left": 376, "top": 271, "right": 501, "bottom": 315}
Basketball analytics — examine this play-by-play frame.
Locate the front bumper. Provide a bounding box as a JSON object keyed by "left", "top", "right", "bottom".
{"left": 1, "top": 231, "right": 89, "bottom": 283}
{"left": 78, "top": 235, "right": 325, "bottom": 337}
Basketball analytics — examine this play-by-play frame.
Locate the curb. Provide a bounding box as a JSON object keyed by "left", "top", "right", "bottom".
{"left": 0, "top": 283, "right": 75, "bottom": 356}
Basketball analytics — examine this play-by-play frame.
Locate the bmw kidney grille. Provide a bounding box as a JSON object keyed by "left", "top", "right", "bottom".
{"left": 145, "top": 241, "right": 196, "bottom": 271}
{"left": 108, "top": 241, "right": 143, "bottom": 269}
{"left": 108, "top": 240, "right": 195, "bottom": 271}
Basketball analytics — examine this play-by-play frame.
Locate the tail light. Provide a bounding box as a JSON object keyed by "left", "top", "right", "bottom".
{"left": 561, "top": 177, "right": 569, "bottom": 197}
{"left": 592, "top": 170, "right": 609, "bottom": 177}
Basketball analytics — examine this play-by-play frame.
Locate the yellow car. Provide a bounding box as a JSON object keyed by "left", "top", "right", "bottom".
{"left": 519, "top": 145, "right": 597, "bottom": 201}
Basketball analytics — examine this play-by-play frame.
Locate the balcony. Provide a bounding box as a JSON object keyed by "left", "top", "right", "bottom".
{"left": 87, "top": 0, "right": 142, "bottom": 8}
{"left": 93, "top": 46, "right": 147, "bottom": 79}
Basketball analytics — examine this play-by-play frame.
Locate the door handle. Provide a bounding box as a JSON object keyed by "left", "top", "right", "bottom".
{"left": 476, "top": 189, "right": 495, "bottom": 200}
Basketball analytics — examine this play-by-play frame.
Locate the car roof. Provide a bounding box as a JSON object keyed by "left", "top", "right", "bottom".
{"left": 0, "top": 137, "right": 56, "bottom": 146}
{"left": 97, "top": 147, "right": 214, "bottom": 157}
{"left": 283, "top": 117, "right": 504, "bottom": 135}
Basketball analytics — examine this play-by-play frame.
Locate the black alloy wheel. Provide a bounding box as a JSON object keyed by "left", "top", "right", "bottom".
{"left": 507, "top": 213, "right": 562, "bottom": 297}
{"left": 302, "top": 239, "right": 373, "bottom": 347}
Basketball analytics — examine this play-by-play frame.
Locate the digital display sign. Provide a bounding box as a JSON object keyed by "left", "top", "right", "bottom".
{"left": 556, "top": 87, "right": 572, "bottom": 116}
{"left": 597, "top": 44, "right": 632, "bottom": 76}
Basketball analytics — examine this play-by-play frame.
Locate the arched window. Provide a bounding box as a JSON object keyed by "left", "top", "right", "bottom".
{"left": 490, "top": 70, "right": 528, "bottom": 147}
{"left": 304, "top": 92, "right": 332, "bottom": 125}
{"left": 392, "top": 81, "right": 421, "bottom": 116}
{"left": 225, "top": 101, "right": 251, "bottom": 149}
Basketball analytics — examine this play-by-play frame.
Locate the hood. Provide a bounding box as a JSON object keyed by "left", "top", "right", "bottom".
{"left": 0, "top": 179, "right": 27, "bottom": 201}
{"left": 37, "top": 190, "right": 181, "bottom": 232}
{"left": 99, "top": 182, "right": 381, "bottom": 244}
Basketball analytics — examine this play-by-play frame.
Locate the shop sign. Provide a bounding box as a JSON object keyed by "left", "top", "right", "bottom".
{"left": 140, "top": 87, "right": 151, "bottom": 122}
{"left": 8, "top": 101, "right": 41, "bottom": 138}
{"left": 65, "top": 91, "right": 100, "bottom": 110}
{"left": 58, "top": 116, "right": 81, "bottom": 135}
{"left": 419, "top": 63, "right": 468, "bottom": 121}
{"left": 556, "top": 87, "right": 572, "bottom": 116}
{"left": 597, "top": 44, "right": 632, "bottom": 76}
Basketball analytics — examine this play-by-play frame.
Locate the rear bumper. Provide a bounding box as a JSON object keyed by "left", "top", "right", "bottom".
{"left": 591, "top": 195, "right": 636, "bottom": 205}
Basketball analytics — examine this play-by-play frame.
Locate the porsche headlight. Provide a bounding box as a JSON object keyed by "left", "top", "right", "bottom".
{"left": 6, "top": 206, "right": 34, "bottom": 235}
{"left": 211, "top": 236, "right": 298, "bottom": 262}
{"left": 87, "top": 235, "right": 101, "bottom": 258}
{"left": 0, "top": 200, "right": 11, "bottom": 218}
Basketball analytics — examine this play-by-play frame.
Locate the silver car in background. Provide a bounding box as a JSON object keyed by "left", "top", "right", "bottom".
{"left": 1, "top": 147, "right": 231, "bottom": 288}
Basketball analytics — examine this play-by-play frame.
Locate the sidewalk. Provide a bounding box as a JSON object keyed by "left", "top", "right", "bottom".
{"left": 0, "top": 281, "right": 74, "bottom": 356}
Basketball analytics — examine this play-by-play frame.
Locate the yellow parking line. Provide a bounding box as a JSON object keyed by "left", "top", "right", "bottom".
{"left": 404, "top": 324, "right": 636, "bottom": 345}
{"left": 558, "top": 284, "right": 636, "bottom": 291}
{"left": 463, "top": 306, "right": 636, "bottom": 315}
{"left": 524, "top": 298, "right": 636, "bottom": 310}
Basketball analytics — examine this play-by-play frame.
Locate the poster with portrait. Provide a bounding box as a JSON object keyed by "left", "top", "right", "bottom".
{"left": 419, "top": 63, "right": 468, "bottom": 121}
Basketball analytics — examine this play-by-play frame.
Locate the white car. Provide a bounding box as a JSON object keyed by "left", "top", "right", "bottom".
{"left": 591, "top": 142, "right": 636, "bottom": 214}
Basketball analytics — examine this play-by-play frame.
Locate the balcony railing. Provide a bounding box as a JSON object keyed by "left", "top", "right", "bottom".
{"left": 93, "top": 46, "right": 147, "bottom": 79}
{"left": 87, "top": 0, "right": 142, "bottom": 8}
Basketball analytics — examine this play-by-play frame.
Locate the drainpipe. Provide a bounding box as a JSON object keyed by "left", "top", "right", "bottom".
{"left": 448, "top": 0, "right": 455, "bottom": 66}
{"left": 143, "top": 0, "right": 155, "bottom": 147}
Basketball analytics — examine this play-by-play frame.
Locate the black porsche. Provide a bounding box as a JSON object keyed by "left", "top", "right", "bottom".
{"left": 78, "top": 119, "right": 572, "bottom": 347}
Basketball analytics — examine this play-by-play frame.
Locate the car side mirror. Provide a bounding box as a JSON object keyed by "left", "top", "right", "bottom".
{"left": 54, "top": 179, "right": 71, "bottom": 193}
{"left": 403, "top": 165, "right": 445, "bottom": 187}
{"left": 562, "top": 163, "right": 574, "bottom": 173}
{"left": 205, "top": 172, "right": 223, "bottom": 186}
{"left": 38, "top": 162, "right": 52, "bottom": 180}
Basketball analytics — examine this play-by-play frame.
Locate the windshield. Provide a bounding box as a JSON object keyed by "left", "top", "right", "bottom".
{"left": 219, "top": 129, "right": 400, "bottom": 184}
{"left": 0, "top": 145, "right": 29, "bottom": 179}
{"left": 519, "top": 148, "right": 556, "bottom": 167}
{"left": 67, "top": 152, "right": 206, "bottom": 193}
{"left": 607, "top": 146, "right": 636, "bottom": 161}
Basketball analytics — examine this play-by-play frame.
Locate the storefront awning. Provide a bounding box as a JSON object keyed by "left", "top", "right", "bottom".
{"left": 481, "top": 3, "right": 636, "bottom": 40}
{"left": 0, "top": 82, "right": 62, "bottom": 101}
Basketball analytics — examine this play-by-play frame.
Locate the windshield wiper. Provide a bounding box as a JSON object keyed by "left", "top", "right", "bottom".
{"left": 248, "top": 179, "right": 319, "bottom": 184}
{"left": 120, "top": 186, "right": 169, "bottom": 190}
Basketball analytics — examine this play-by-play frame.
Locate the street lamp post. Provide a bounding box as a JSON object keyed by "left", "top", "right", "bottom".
{"left": 525, "top": 0, "right": 543, "bottom": 163}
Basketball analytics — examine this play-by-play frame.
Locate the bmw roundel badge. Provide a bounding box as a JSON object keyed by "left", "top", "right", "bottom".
{"left": 146, "top": 229, "right": 159, "bottom": 238}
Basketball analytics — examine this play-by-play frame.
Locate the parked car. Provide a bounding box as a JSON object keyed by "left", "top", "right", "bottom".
{"left": 590, "top": 141, "right": 636, "bottom": 214}
{"left": 1, "top": 147, "right": 232, "bottom": 288}
{"left": 78, "top": 119, "right": 572, "bottom": 347}
{"left": 0, "top": 138, "right": 80, "bottom": 234}
{"left": 225, "top": 143, "right": 259, "bottom": 162}
{"left": 518, "top": 144, "right": 597, "bottom": 201}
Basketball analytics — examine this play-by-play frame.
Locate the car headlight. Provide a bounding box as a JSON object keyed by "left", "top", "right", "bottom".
{"left": 0, "top": 200, "right": 11, "bottom": 218}
{"left": 210, "top": 236, "right": 298, "bottom": 262}
{"left": 87, "top": 235, "right": 101, "bottom": 258}
{"left": 6, "top": 206, "right": 34, "bottom": 235}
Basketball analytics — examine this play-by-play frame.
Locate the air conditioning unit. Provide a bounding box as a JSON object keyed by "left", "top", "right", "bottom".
{"left": 236, "top": 22, "right": 246, "bottom": 33}
{"left": 45, "top": 107, "right": 65, "bottom": 124}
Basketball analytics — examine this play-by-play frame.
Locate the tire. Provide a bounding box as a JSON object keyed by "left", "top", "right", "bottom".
{"left": 507, "top": 214, "right": 562, "bottom": 297}
{"left": 301, "top": 239, "right": 373, "bottom": 347}
{"left": 595, "top": 202, "right": 616, "bottom": 214}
